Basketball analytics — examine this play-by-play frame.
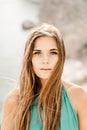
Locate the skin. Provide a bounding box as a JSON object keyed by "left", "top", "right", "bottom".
{"left": 32, "top": 36, "right": 59, "bottom": 86}
{"left": 1, "top": 36, "right": 87, "bottom": 130}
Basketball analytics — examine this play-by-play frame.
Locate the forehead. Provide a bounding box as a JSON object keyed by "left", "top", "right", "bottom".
{"left": 34, "top": 36, "right": 58, "bottom": 49}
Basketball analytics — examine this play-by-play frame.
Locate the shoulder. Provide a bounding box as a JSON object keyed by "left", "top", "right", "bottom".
{"left": 2, "top": 87, "right": 20, "bottom": 119}
{"left": 1, "top": 87, "right": 20, "bottom": 130}
{"left": 63, "top": 80, "right": 87, "bottom": 112}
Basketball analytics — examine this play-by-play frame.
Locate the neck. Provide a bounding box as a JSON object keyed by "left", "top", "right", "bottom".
{"left": 40, "top": 79, "right": 48, "bottom": 87}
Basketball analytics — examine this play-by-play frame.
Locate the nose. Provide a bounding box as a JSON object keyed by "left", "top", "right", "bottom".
{"left": 42, "top": 55, "right": 49, "bottom": 64}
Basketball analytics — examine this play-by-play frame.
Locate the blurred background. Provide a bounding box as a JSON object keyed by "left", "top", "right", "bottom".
{"left": 0, "top": 0, "right": 87, "bottom": 127}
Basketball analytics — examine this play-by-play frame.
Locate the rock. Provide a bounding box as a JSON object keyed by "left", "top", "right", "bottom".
{"left": 78, "top": 42, "right": 87, "bottom": 58}
{"left": 39, "top": 0, "right": 87, "bottom": 28}
{"left": 22, "top": 20, "right": 36, "bottom": 30}
{"left": 64, "top": 22, "right": 87, "bottom": 59}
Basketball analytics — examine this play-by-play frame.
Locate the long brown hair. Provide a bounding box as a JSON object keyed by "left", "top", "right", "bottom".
{"left": 15, "top": 23, "right": 66, "bottom": 130}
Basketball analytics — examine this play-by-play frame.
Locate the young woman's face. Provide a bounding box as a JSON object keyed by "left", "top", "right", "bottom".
{"left": 32, "top": 36, "right": 58, "bottom": 83}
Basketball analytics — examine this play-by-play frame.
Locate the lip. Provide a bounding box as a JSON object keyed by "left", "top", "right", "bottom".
{"left": 40, "top": 68, "right": 51, "bottom": 70}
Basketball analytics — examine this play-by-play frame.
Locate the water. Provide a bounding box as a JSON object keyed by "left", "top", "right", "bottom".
{"left": 0, "top": 0, "right": 39, "bottom": 124}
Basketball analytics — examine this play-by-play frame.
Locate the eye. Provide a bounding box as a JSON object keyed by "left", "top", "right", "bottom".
{"left": 33, "top": 51, "right": 41, "bottom": 55}
{"left": 50, "top": 51, "right": 58, "bottom": 55}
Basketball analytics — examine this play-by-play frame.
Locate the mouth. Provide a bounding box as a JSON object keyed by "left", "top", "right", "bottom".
{"left": 40, "top": 68, "right": 51, "bottom": 70}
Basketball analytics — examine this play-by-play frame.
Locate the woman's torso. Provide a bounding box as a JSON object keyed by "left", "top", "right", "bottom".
{"left": 1, "top": 82, "right": 79, "bottom": 130}
{"left": 29, "top": 83, "right": 78, "bottom": 130}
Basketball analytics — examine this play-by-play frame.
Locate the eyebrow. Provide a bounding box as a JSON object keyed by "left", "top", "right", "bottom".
{"left": 33, "top": 50, "right": 40, "bottom": 52}
{"left": 50, "top": 49, "right": 58, "bottom": 51}
{"left": 33, "top": 49, "right": 58, "bottom": 51}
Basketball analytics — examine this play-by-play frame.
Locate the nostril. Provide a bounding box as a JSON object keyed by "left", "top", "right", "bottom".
{"left": 43, "top": 58, "right": 49, "bottom": 64}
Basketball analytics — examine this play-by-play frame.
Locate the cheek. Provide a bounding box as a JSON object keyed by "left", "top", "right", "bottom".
{"left": 32, "top": 56, "right": 37, "bottom": 65}
{"left": 53, "top": 56, "right": 58, "bottom": 63}
{"left": 32, "top": 56, "right": 40, "bottom": 64}
{"left": 51, "top": 57, "right": 58, "bottom": 67}
{"left": 32, "top": 58, "right": 39, "bottom": 72}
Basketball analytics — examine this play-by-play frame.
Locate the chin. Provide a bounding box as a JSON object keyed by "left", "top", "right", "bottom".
{"left": 40, "top": 76, "right": 50, "bottom": 80}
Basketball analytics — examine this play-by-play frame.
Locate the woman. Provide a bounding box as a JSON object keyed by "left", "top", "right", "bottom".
{"left": 1, "top": 23, "right": 87, "bottom": 130}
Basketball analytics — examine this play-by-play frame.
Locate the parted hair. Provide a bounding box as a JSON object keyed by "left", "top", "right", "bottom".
{"left": 15, "top": 23, "right": 66, "bottom": 130}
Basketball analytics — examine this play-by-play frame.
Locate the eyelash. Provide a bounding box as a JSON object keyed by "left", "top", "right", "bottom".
{"left": 50, "top": 52, "right": 58, "bottom": 55}
{"left": 33, "top": 52, "right": 58, "bottom": 55}
{"left": 33, "top": 52, "right": 40, "bottom": 55}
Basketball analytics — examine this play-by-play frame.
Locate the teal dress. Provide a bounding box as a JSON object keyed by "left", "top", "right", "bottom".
{"left": 29, "top": 84, "right": 78, "bottom": 130}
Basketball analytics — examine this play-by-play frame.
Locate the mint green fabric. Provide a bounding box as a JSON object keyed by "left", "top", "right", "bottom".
{"left": 29, "top": 84, "right": 78, "bottom": 130}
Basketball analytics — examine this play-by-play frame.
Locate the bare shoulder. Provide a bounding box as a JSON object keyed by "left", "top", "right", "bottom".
{"left": 63, "top": 81, "right": 87, "bottom": 130}
{"left": 63, "top": 80, "right": 87, "bottom": 97}
{"left": 2, "top": 87, "right": 19, "bottom": 119}
{"left": 1, "top": 87, "right": 20, "bottom": 130}
{"left": 6, "top": 87, "right": 19, "bottom": 100}
{"left": 63, "top": 80, "right": 87, "bottom": 112}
